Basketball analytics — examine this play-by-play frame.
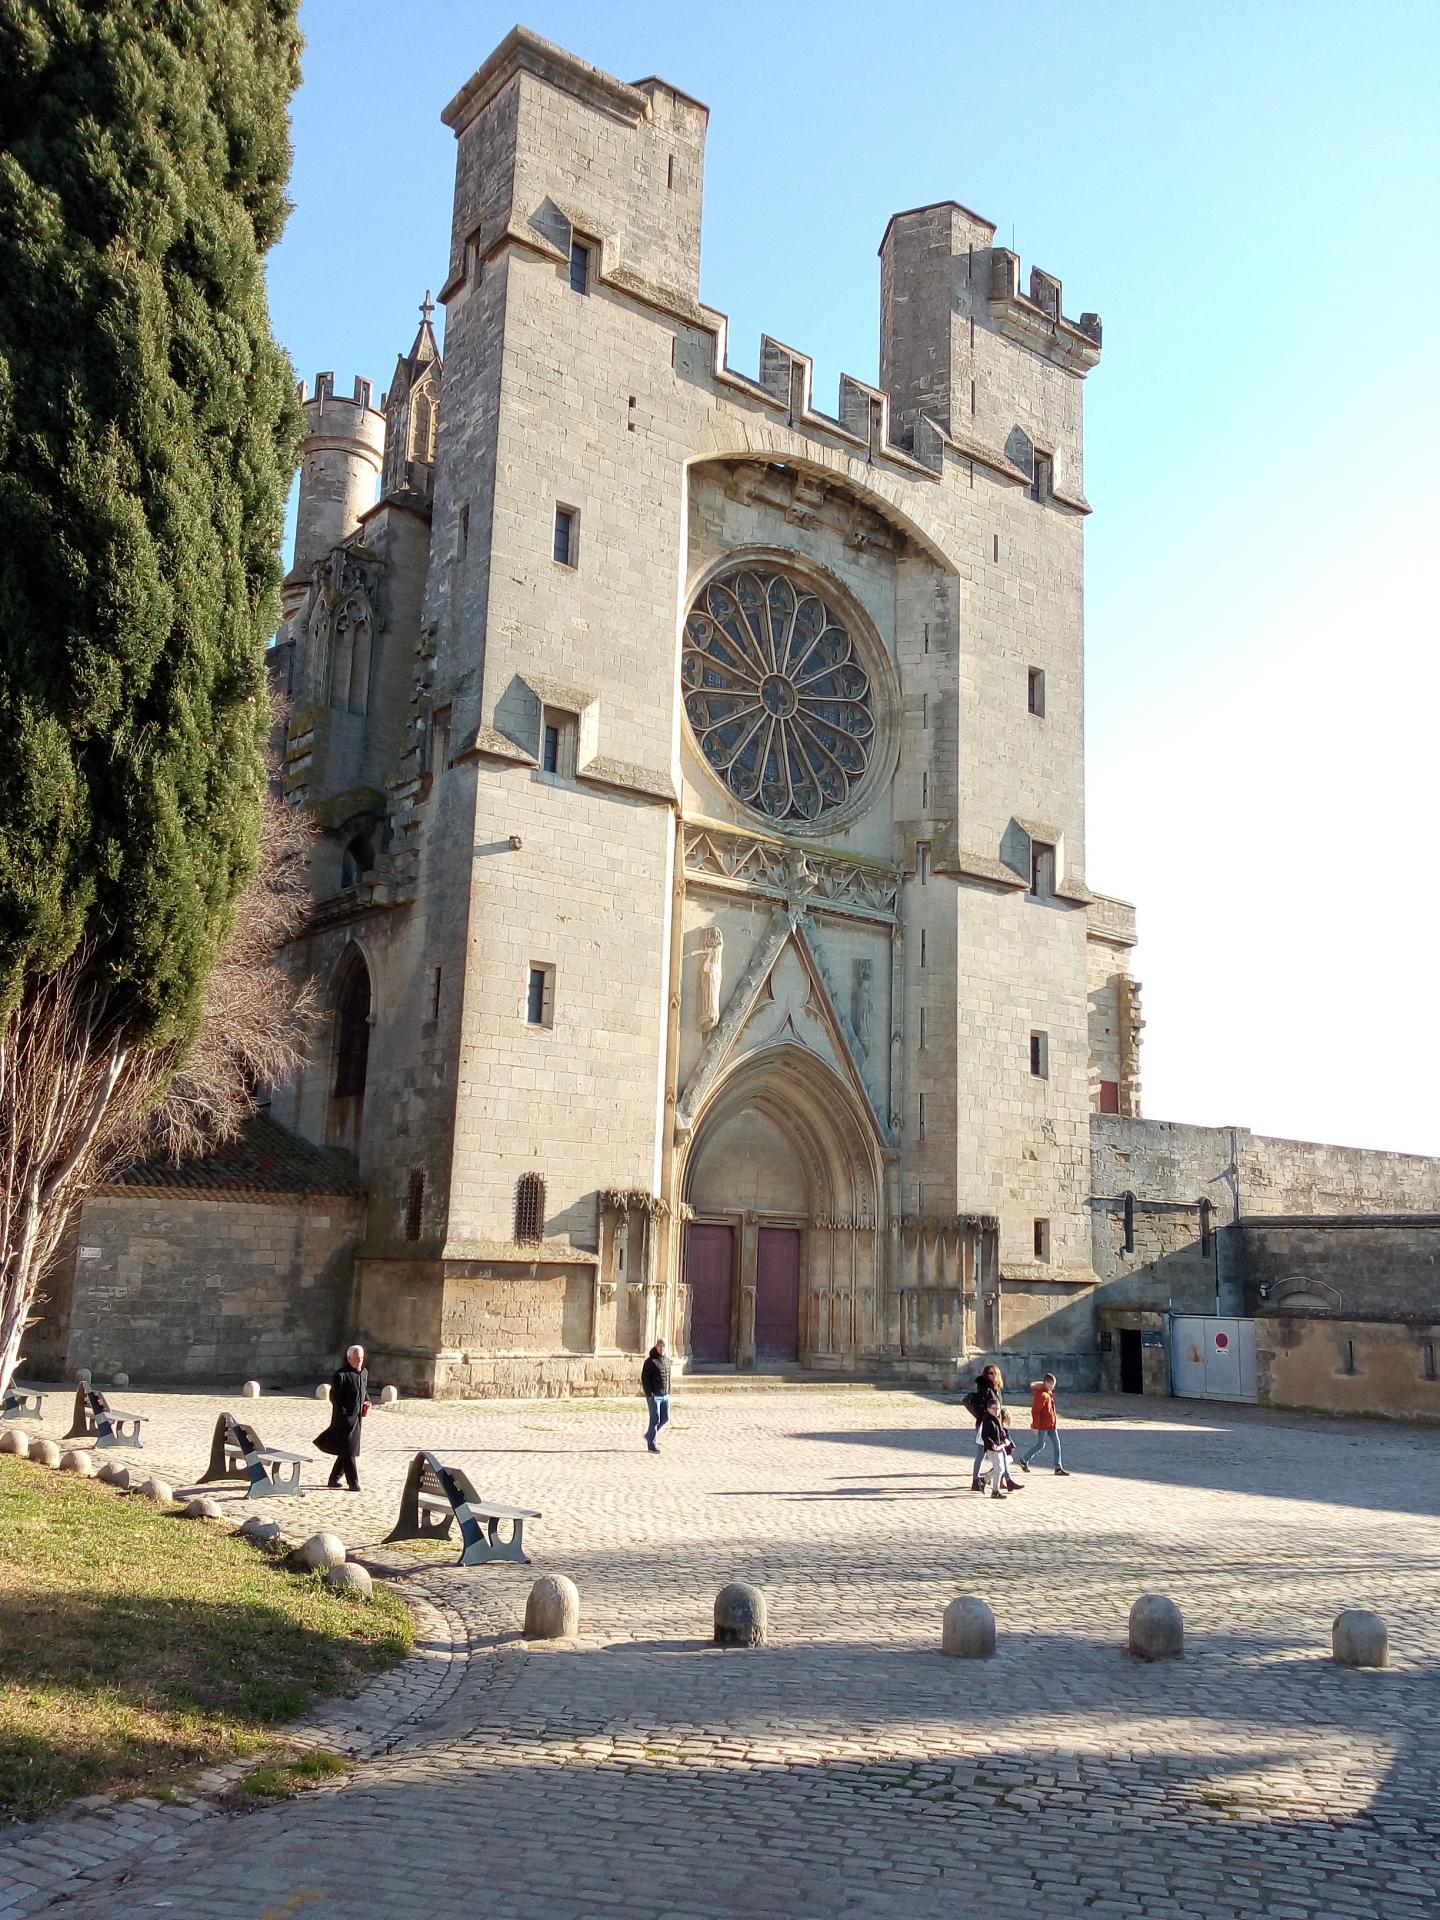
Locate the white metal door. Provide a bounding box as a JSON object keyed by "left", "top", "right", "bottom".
{"left": 1170, "top": 1316, "right": 1257, "bottom": 1403}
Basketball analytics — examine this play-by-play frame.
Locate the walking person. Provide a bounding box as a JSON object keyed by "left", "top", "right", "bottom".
{"left": 977, "top": 1396, "right": 1010, "bottom": 1500}
{"left": 315, "top": 1343, "right": 369, "bottom": 1491}
{"left": 1018, "top": 1372, "right": 1071, "bottom": 1476}
{"left": 964, "top": 1365, "right": 1023, "bottom": 1492}
{"left": 641, "top": 1335, "right": 671, "bottom": 1453}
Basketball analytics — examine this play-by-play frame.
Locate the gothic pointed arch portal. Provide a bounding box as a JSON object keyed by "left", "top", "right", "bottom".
{"left": 680, "top": 1045, "right": 884, "bottom": 1368}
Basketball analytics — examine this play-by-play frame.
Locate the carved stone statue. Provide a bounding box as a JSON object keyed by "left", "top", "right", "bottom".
{"left": 851, "top": 956, "right": 873, "bottom": 1054}
{"left": 697, "top": 927, "right": 723, "bottom": 1032}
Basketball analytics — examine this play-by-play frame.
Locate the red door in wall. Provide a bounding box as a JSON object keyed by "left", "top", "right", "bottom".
{"left": 685, "top": 1223, "right": 734, "bottom": 1363}
{"left": 756, "top": 1227, "right": 801, "bottom": 1361}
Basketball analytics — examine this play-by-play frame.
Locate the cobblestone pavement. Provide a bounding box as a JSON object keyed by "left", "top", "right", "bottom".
{"left": 5, "top": 1384, "right": 1440, "bottom": 1919}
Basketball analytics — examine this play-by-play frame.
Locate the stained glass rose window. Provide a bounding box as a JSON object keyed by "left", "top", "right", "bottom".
{"left": 681, "top": 567, "right": 875, "bottom": 823}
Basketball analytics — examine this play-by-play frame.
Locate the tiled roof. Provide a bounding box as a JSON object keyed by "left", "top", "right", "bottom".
{"left": 114, "top": 1114, "right": 366, "bottom": 1199}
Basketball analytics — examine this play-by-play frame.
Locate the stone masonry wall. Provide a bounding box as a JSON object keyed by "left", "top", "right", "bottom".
{"left": 57, "top": 1190, "right": 363, "bottom": 1385}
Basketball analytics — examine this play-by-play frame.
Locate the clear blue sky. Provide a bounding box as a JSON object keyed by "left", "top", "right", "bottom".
{"left": 270, "top": 1, "right": 1440, "bottom": 1156}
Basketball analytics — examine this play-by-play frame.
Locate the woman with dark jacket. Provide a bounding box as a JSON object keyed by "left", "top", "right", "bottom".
{"left": 315, "top": 1344, "right": 369, "bottom": 1491}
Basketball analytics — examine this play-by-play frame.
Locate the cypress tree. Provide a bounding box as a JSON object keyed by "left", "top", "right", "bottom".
{"left": 0, "top": 0, "right": 304, "bottom": 1387}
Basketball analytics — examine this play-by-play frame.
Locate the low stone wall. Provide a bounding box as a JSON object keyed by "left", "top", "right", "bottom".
{"left": 46, "top": 1188, "right": 362, "bottom": 1385}
{"left": 1257, "top": 1312, "right": 1440, "bottom": 1423}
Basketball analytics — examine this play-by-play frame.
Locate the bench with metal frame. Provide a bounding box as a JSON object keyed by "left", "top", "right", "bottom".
{"left": 63, "top": 1382, "right": 146, "bottom": 1449}
{"left": 384, "top": 1450, "right": 540, "bottom": 1565}
{"left": 199, "top": 1411, "right": 311, "bottom": 1498}
{"left": 2, "top": 1378, "right": 45, "bottom": 1422}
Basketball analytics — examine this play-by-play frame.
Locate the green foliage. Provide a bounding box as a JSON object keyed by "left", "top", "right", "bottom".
{"left": 0, "top": 0, "right": 303, "bottom": 1042}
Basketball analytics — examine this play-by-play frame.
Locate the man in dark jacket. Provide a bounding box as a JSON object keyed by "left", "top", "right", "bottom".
{"left": 641, "top": 1337, "right": 671, "bottom": 1454}
{"left": 315, "top": 1344, "right": 368, "bottom": 1491}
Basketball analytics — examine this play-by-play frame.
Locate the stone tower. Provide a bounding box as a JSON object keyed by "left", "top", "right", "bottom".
{"left": 271, "top": 27, "right": 1139, "bottom": 1396}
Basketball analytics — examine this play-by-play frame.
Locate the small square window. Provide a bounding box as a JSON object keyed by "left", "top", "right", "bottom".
{"left": 569, "top": 239, "right": 591, "bottom": 295}
{"left": 1031, "top": 450, "right": 1053, "bottom": 503}
{"left": 553, "top": 505, "right": 578, "bottom": 568}
{"left": 1028, "top": 840, "right": 1056, "bottom": 900}
{"left": 1033, "top": 1218, "right": 1050, "bottom": 1261}
{"left": 1099, "top": 1079, "right": 1120, "bottom": 1114}
{"left": 1030, "top": 1031, "right": 1048, "bottom": 1079}
{"left": 1028, "top": 667, "right": 1046, "bottom": 717}
{"left": 526, "top": 964, "right": 555, "bottom": 1028}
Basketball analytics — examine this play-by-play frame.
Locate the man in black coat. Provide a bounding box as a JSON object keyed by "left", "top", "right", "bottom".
{"left": 641, "top": 1336, "right": 671, "bottom": 1454}
{"left": 316, "top": 1344, "right": 368, "bottom": 1491}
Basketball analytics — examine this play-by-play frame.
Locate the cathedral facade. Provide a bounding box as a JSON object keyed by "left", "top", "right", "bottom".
{"left": 266, "top": 26, "right": 1142, "bottom": 1396}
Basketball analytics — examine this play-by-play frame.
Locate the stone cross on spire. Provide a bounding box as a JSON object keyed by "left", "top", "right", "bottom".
{"left": 420, "top": 289, "right": 435, "bottom": 325}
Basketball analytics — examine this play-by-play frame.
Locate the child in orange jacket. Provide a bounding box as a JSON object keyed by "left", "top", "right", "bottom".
{"left": 1018, "top": 1373, "right": 1071, "bottom": 1476}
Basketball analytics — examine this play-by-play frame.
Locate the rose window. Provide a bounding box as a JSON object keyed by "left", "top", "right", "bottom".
{"left": 681, "top": 567, "right": 875, "bottom": 823}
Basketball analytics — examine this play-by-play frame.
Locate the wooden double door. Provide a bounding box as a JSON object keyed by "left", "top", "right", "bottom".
{"left": 685, "top": 1222, "right": 801, "bottom": 1364}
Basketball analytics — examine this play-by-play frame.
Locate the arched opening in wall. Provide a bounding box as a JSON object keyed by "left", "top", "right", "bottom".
{"left": 340, "top": 833, "right": 373, "bottom": 891}
{"left": 328, "top": 948, "right": 372, "bottom": 1151}
{"left": 682, "top": 1047, "right": 880, "bottom": 1368}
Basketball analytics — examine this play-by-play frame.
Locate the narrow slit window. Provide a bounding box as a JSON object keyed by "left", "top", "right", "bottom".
{"left": 1029, "top": 840, "right": 1056, "bottom": 900}
{"left": 1028, "top": 667, "right": 1046, "bottom": 716}
{"left": 1423, "top": 1340, "right": 1437, "bottom": 1383}
{"left": 1340, "top": 1339, "right": 1358, "bottom": 1377}
{"left": 427, "top": 966, "right": 442, "bottom": 1023}
{"left": 526, "top": 964, "right": 555, "bottom": 1028}
{"left": 1031, "top": 450, "right": 1053, "bottom": 503}
{"left": 404, "top": 1169, "right": 425, "bottom": 1242}
{"left": 1199, "top": 1197, "right": 1213, "bottom": 1257}
{"left": 1123, "top": 1191, "right": 1135, "bottom": 1254}
{"left": 515, "top": 1172, "right": 546, "bottom": 1244}
{"left": 539, "top": 707, "right": 577, "bottom": 778}
{"left": 542, "top": 723, "right": 559, "bottom": 773}
{"left": 918, "top": 1093, "right": 926, "bottom": 1141}
{"left": 919, "top": 1006, "right": 926, "bottom": 1049}
{"left": 667, "top": 153, "right": 675, "bottom": 190}
{"left": 921, "top": 770, "right": 929, "bottom": 810}
{"left": 920, "top": 929, "right": 927, "bottom": 968}
{"left": 1033, "top": 1218, "right": 1050, "bottom": 1261}
{"left": 917, "top": 842, "right": 930, "bottom": 885}
{"left": 569, "top": 238, "right": 591, "bottom": 295}
{"left": 553, "top": 505, "right": 578, "bottom": 568}
{"left": 1030, "top": 1031, "right": 1048, "bottom": 1079}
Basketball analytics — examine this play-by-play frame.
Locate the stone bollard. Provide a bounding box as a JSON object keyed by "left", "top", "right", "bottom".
{"left": 524, "top": 1575, "right": 580, "bottom": 1640}
{"left": 76, "top": 1367, "right": 92, "bottom": 1384}
{"left": 295, "top": 1533, "right": 347, "bottom": 1572}
{"left": 1333, "top": 1609, "right": 1388, "bottom": 1669}
{"left": 29, "top": 1439, "right": 62, "bottom": 1468}
{"left": 314, "top": 1383, "right": 331, "bottom": 1401}
{"left": 61, "top": 1449, "right": 96, "bottom": 1476}
{"left": 242, "top": 1380, "right": 261, "bottom": 1399}
{"left": 111, "top": 1372, "right": 129, "bottom": 1388}
{"left": 0, "top": 1429, "right": 29, "bottom": 1458}
{"left": 141, "top": 1478, "right": 174, "bottom": 1505}
{"left": 714, "top": 1581, "right": 768, "bottom": 1648}
{"left": 109, "top": 1466, "right": 137, "bottom": 1491}
{"left": 1129, "top": 1594, "right": 1184, "bottom": 1661}
{"left": 240, "top": 1516, "right": 280, "bottom": 1545}
{"left": 327, "top": 1562, "right": 372, "bottom": 1599}
{"left": 379, "top": 1384, "right": 399, "bottom": 1405}
{"left": 942, "top": 1595, "right": 996, "bottom": 1660}
{"left": 95, "top": 1459, "right": 124, "bottom": 1484}
{"left": 185, "top": 1496, "right": 223, "bottom": 1520}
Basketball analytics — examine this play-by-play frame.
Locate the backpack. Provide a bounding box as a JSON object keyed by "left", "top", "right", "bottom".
{"left": 961, "top": 1385, "right": 989, "bottom": 1422}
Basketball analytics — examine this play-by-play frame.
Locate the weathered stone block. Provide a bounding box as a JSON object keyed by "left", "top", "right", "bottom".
{"left": 326, "top": 1561, "right": 373, "bottom": 1599}
{"left": 1128, "top": 1593, "right": 1183, "bottom": 1660}
{"left": 296, "top": 1532, "right": 347, "bottom": 1571}
{"left": 524, "top": 1574, "right": 580, "bottom": 1640}
{"left": 941, "top": 1594, "right": 996, "bottom": 1659}
{"left": 1332, "top": 1608, "right": 1387, "bottom": 1668}
{"left": 714, "top": 1581, "right": 767, "bottom": 1648}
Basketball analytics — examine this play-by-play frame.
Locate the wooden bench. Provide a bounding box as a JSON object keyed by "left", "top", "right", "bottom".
{"left": 384, "top": 1450, "right": 540, "bottom": 1565}
{"left": 198, "top": 1411, "right": 310, "bottom": 1499}
{"left": 62, "top": 1382, "right": 145, "bottom": 1449}
{"left": 2, "top": 1381, "right": 45, "bottom": 1422}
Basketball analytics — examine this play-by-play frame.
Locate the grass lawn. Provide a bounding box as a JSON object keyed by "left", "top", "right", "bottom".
{"left": 0, "top": 1456, "right": 413, "bottom": 1825}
